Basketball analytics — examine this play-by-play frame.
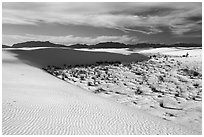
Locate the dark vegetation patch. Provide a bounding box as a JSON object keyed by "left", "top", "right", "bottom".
{"left": 180, "top": 68, "right": 201, "bottom": 78}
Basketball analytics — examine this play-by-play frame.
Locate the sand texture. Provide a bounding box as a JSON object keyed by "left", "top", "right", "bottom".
{"left": 2, "top": 49, "right": 200, "bottom": 135}
{"left": 45, "top": 54, "right": 202, "bottom": 131}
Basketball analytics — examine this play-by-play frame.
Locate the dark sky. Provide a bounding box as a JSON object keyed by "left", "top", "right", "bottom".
{"left": 2, "top": 2, "right": 202, "bottom": 46}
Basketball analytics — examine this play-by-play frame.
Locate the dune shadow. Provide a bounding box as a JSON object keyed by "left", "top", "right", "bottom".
{"left": 9, "top": 48, "right": 149, "bottom": 68}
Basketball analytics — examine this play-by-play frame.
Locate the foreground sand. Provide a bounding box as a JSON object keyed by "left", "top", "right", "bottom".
{"left": 2, "top": 49, "right": 200, "bottom": 135}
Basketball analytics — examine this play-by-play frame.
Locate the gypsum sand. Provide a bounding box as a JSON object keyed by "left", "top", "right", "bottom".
{"left": 43, "top": 54, "right": 202, "bottom": 133}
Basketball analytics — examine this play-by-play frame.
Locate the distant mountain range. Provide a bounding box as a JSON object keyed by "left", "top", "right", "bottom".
{"left": 11, "top": 41, "right": 67, "bottom": 48}
{"left": 69, "top": 42, "right": 202, "bottom": 49}
{"left": 2, "top": 45, "right": 11, "bottom": 48}
{"left": 2, "top": 41, "right": 202, "bottom": 49}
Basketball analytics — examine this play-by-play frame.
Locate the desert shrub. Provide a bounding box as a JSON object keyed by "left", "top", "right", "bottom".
{"left": 159, "top": 101, "right": 164, "bottom": 108}
{"left": 53, "top": 66, "right": 61, "bottom": 69}
{"left": 94, "top": 88, "right": 106, "bottom": 94}
{"left": 88, "top": 81, "right": 94, "bottom": 86}
{"left": 134, "top": 71, "right": 142, "bottom": 75}
{"left": 91, "top": 76, "right": 96, "bottom": 80}
{"left": 115, "top": 61, "right": 121, "bottom": 64}
{"left": 135, "top": 88, "right": 143, "bottom": 95}
{"left": 135, "top": 86, "right": 152, "bottom": 95}
{"left": 96, "top": 61, "right": 104, "bottom": 65}
{"left": 79, "top": 75, "right": 86, "bottom": 80}
{"left": 152, "top": 55, "right": 157, "bottom": 58}
{"left": 158, "top": 75, "right": 164, "bottom": 82}
{"left": 42, "top": 68, "right": 47, "bottom": 71}
{"left": 151, "top": 86, "right": 160, "bottom": 93}
{"left": 78, "top": 70, "right": 86, "bottom": 74}
{"left": 181, "top": 68, "right": 201, "bottom": 77}
{"left": 193, "top": 83, "right": 199, "bottom": 88}
{"left": 53, "top": 71, "right": 60, "bottom": 76}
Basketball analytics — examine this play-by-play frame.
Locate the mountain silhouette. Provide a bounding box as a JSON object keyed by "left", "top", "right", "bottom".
{"left": 69, "top": 42, "right": 201, "bottom": 49}
{"left": 12, "top": 41, "right": 67, "bottom": 48}
{"left": 3, "top": 41, "right": 202, "bottom": 49}
{"left": 2, "top": 45, "right": 11, "bottom": 48}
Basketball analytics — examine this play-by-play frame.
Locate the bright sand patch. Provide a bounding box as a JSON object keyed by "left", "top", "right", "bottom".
{"left": 137, "top": 47, "right": 202, "bottom": 56}
{"left": 2, "top": 49, "right": 200, "bottom": 135}
{"left": 74, "top": 48, "right": 134, "bottom": 55}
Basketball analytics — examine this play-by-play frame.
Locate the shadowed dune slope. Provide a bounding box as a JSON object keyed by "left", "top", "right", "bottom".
{"left": 9, "top": 48, "right": 149, "bottom": 68}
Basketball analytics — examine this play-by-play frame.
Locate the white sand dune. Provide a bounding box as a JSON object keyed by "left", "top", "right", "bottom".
{"left": 138, "top": 47, "right": 202, "bottom": 57}
{"left": 2, "top": 49, "right": 200, "bottom": 135}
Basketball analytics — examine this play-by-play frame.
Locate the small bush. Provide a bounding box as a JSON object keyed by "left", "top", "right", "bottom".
{"left": 181, "top": 68, "right": 201, "bottom": 77}
{"left": 94, "top": 88, "right": 106, "bottom": 94}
